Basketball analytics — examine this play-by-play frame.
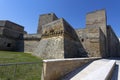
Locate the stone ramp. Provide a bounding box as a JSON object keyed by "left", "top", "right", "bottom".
{"left": 62, "top": 59, "right": 115, "bottom": 80}
{"left": 111, "top": 58, "right": 120, "bottom": 80}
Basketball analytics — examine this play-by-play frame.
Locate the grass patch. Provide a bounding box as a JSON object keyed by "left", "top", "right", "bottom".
{"left": 0, "top": 51, "right": 43, "bottom": 80}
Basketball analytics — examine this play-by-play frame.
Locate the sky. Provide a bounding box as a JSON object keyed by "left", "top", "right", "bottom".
{"left": 0, "top": 0, "right": 120, "bottom": 37}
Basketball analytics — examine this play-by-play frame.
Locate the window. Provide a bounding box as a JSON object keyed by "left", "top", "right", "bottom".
{"left": 7, "top": 43, "right": 11, "bottom": 47}
{"left": 81, "top": 38, "right": 84, "bottom": 42}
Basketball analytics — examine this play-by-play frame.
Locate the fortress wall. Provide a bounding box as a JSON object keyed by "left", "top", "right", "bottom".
{"left": 42, "top": 18, "right": 64, "bottom": 38}
{"left": 24, "top": 34, "right": 41, "bottom": 40}
{"left": 85, "top": 28, "right": 101, "bottom": 57}
{"left": 5, "top": 21, "right": 24, "bottom": 32}
{"left": 24, "top": 40, "right": 40, "bottom": 53}
{"left": 0, "top": 21, "right": 24, "bottom": 39}
{"left": 3, "top": 28, "right": 23, "bottom": 39}
{"left": 0, "top": 27, "right": 4, "bottom": 35}
{"left": 63, "top": 19, "right": 87, "bottom": 58}
{"left": 0, "top": 20, "right": 6, "bottom": 26}
{"left": 34, "top": 19, "right": 65, "bottom": 59}
{"left": 99, "top": 28, "right": 106, "bottom": 57}
{"left": 63, "top": 19, "right": 80, "bottom": 41}
{"left": 86, "top": 9, "right": 108, "bottom": 56}
{"left": 107, "top": 26, "right": 120, "bottom": 57}
{"left": 64, "top": 37, "right": 87, "bottom": 58}
{"left": 33, "top": 18, "right": 86, "bottom": 59}
{"left": 0, "top": 37, "right": 16, "bottom": 51}
{"left": 37, "top": 13, "right": 58, "bottom": 34}
{"left": 76, "top": 28, "right": 104, "bottom": 57}
{"left": 24, "top": 34, "right": 41, "bottom": 53}
{"left": 0, "top": 20, "right": 24, "bottom": 51}
{"left": 33, "top": 36, "right": 64, "bottom": 59}
{"left": 86, "top": 9, "right": 107, "bottom": 37}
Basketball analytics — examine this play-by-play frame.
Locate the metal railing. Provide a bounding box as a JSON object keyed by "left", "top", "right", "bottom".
{"left": 0, "top": 62, "right": 42, "bottom": 80}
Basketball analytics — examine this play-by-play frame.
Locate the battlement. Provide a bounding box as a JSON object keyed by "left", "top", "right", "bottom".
{"left": 41, "top": 18, "right": 78, "bottom": 41}
{"left": 24, "top": 34, "right": 41, "bottom": 40}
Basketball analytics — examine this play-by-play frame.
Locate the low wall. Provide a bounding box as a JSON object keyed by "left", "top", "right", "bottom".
{"left": 41, "top": 57, "right": 100, "bottom": 80}
{"left": 24, "top": 40, "right": 40, "bottom": 53}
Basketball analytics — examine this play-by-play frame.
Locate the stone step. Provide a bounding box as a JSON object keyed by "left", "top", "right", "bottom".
{"left": 62, "top": 59, "right": 116, "bottom": 80}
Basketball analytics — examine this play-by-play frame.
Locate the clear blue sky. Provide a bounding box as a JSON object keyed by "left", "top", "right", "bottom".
{"left": 0, "top": 0, "right": 120, "bottom": 37}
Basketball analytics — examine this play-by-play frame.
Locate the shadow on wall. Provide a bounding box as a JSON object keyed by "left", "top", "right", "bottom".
{"left": 64, "top": 33, "right": 88, "bottom": 58}
{"left": 63, "top": 19, "right": 88, "bottom": 58}
{"left": 15, "top": 35, "right": 24, "bottom": 52}
{"left": 0, "top": 36, "right": 24, "bottom": 52}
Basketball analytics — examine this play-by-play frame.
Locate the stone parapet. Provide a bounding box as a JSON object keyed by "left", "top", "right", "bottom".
{"left": 42, "top": 18, "right": 79, "bottom": 41}
{"left": 0, "top": 20, "right": 24, "bottom": 39}
{"left": 41, "top": 57, "right": 100, "bottom": 80}
{"left": 0, "top": 20, "right": 24, "bottom": 32}
{"left": 24, "top": 34, "right": 41, "bottom": 40}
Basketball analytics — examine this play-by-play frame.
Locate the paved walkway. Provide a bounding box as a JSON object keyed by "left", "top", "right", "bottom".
{"left": 62, "top": 58, "right": 120, "bottom": 80}
{"left": 62, "top": 59, "right": 113, "bottom": 80}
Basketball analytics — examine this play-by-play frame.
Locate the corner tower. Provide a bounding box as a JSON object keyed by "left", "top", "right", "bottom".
{"left": 86, "top": 9, "right": 107, "bottom": 37}
{"left": 37, "top": 13, "right": 58, "bottom": 34}
{"left": 86, "top": 9, "right": 108, "bottom": 56}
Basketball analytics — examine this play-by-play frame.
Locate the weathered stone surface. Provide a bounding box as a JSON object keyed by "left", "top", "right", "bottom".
{"left": 107, "top": 25, "right": 120, "bottom": 57}
{"left": 42, "top": 18, "right": 64, "bottom": 39}
{"left": 24, "top": 40, "right": 39, "bottom": 53}
{"left": 24, "top": 34, "right": 41, "bottom": 53}
{"left": 76, "top": 27, "right": 106, "bottom": 57}
{"left": 0, "top": 36, "right": 16, "bottom": 51}
{"left": 64, "top": 37, "right": 86, "bottom": 58}
{"left": 33, "top": 18, "right": 86, "bottom": 59}
{"left": 86, "top": 9, "right": 107, "bottom": 37}
{"left": 37, "top": 13, "right": 58, "bottom": 34}
{"left": 86, "top": 9, "right": 108, "bottom": 56}
{"left": 0, "top": 9, "right": 120, "bottom": 58}
{"left": 41, "top": 57, "right": 100, "bottom": 80}
{"left": 24, "top": 34, "right": 41, "bottom": 40}
{"left": 33, "top": 36, "right": 64, "bottom": 59}
{"left": 63, "top": 59, "right": 115, "bottom": 80}
{"left": 0, "top": 20, "right": 24, "bottom": 51}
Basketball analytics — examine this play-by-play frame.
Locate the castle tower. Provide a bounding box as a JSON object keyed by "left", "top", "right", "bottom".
{"left": 86, "top": 9, "right": 108, "bottom": 56}
{"left": 86, "top": 9, "right": 107, "bottom": 37}
{"left": 34, "top": 18, "right": 87, "bottom": 59}
{"left": 0, "top": 20, "right": 24, "bottom": 51}
{"left": 37, "top": 13, "right": 58, "bottom": 34}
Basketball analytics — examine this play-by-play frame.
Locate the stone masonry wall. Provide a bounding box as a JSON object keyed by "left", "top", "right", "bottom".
{"left": 33, "top": 36, "right": 64, "bottom": 59}
{"left": 0, "top": 36, "right": 16, "bottom": 51}
{"left": 37, "top": 13, "right": 58, "bottom": 34}
{"left": 24, "top": 40, "right": 40, "bottom": 53}
{"left": 86, "top": 9, "right": 108, "bottom": 56}
{"left": 64, "top": 37, "right": 87, "bottom": 58}
{"left": 24, "top": 34, "right": 41, "bottom": 53}
{"left": 33, "top": 18, "right": 86, "bottom": 59}
{"left": 107, "top": 26, "right": 120, "bottom": 57}
{"left": 86, "top": 9, "right": 107, "bottom": 37}
{"left": 99, "top": 29, "right": 106, "bottom": 57}
{"left": 76, "top": 27, "right": 102, "bottom": 57}
{"left": 42, "top": 58, "right": 99, "bottom": 80}
{"left": 0, "top": 20, "right": 24, "bottom": 51}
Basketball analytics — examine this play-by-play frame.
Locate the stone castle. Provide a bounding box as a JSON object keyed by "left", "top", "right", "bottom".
{"left": 0, "top": 9, "right": 120, "bottom": 59}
